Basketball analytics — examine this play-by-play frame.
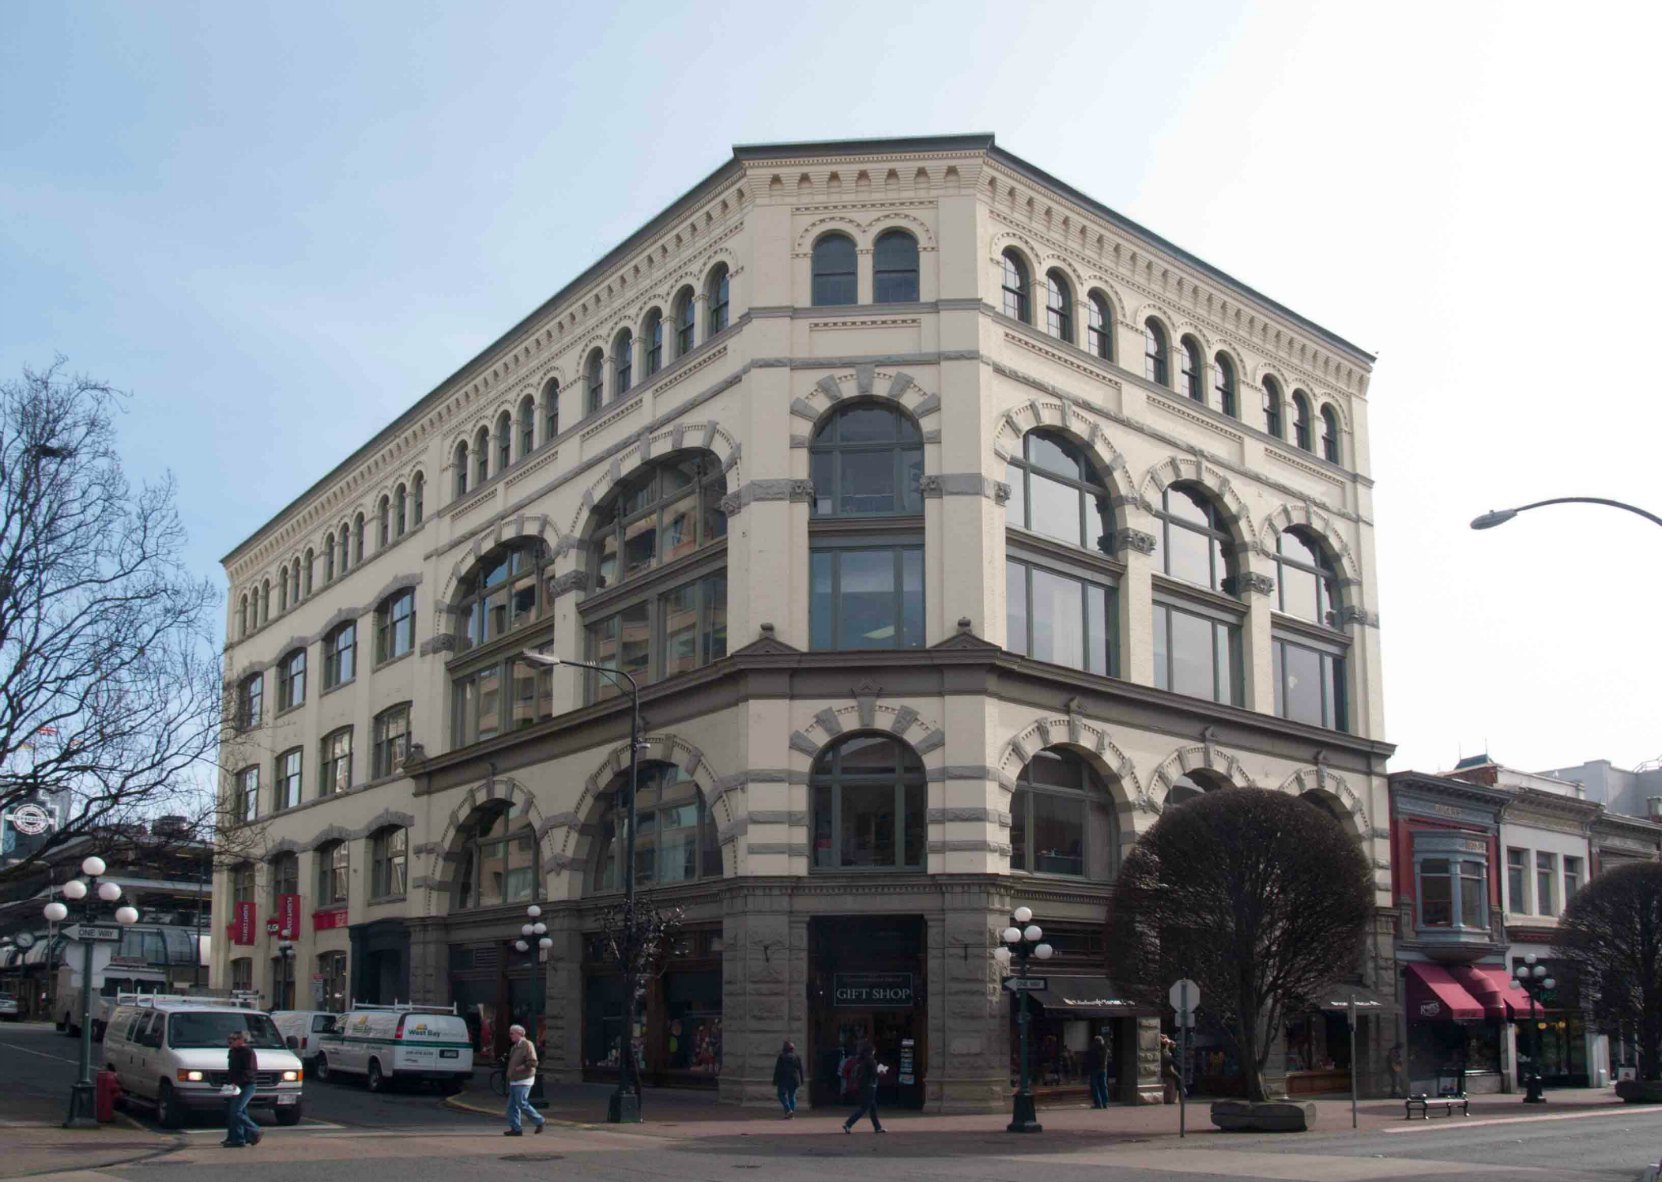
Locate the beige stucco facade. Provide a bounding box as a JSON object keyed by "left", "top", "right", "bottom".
{"left": 215, "top": 135, "right": 1392, "bottom": 1110}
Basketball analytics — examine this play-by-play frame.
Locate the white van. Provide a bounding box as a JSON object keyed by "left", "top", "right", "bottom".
{"left": 313, "top": 1002, "right": 472, "bottom": 1092}
{"left": 103, "top": 994, "right": 304, "bottom": 1128}
{"left": 270, "top": 1010, "right": 339, "bottom": 1066}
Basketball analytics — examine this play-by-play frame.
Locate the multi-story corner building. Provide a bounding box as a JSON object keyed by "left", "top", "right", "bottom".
{"left": 213, "top": 134, "right": 1390, "bottom": 1111}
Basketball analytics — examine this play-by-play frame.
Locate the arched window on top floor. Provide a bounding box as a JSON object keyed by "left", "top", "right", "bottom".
{"left": 1010, "top": 748, "right": 1120, "bottom": 879}
{"left": 473, "top": 426, "right": 490, "bottom": 485}
{"left": 518, "top": 395, "right": 535, "bottom": 458}
{"left": 810, "top": 733, "right": 926, "bottom": 871}
{"left": 1086, "top": 291, "right": 1113, "bottom": 360}
{"left": 643, "top": 309, "right": 663, "bottom": 377}
{"left": 1292, "top": 391, "right": 1314, "bottom": 451}
{"left": 706, "top": 263, "right": 730, "bottom": 334}
{"left": 1262, "top": 376, "right": 1285, "bottom": 439}
{"left": 377, "top": 495, "right": 390, "bottom": 548}
{"left": 353, "top": 513, "right": 365, "bottom": 564}
{"left": 237, "top": 594, "right": 248, "bottom": 639}
{"left": 1000, "top": 249, "right": 1031, "bottom": 322}
{"left": 1320, "top": 405, "right": 1341, "bottom": 464}
{"left": 260, "top": 580, "right": 270, "bottom": 624}
{"left": 592, "top": 761, "right": 720, "bottom": 892}
{"left": 303, "top": 548, "right": 314, "bottom": 596}
{"left": 672, "top": 286, "right": 696, "bottom": 357}
{"left": 454, "top": 440, "right": 469, "bottom": 499}
{"left": 337, "top": 522, "right": 349, "bottom": 575}
{"left": 495, "top": 411, "right": 512, "bottom": 472}
{"left": 585, "top": 348, "right": 605, "bottom": 415}
{"left": 811, "top": 232, "right": 857, "bottom": 306}
{"left": 278, "top": 568, "right": 288, "bottom": 614}
{"left": 1179, "top": 335, "right": 1204, "bottom": 403}
{"left": 411, "top": 473, "right": 424, "bottom": 524}
{"left": 809, "top": 401, "right": 923, "bottom": 518}
{"left": 613, "top": 328, "right": 634, "bottom": 397}
{"left": 1143, "top": 319, "right": 1170, "bottom": 385}
{"left": 394, "top": 483, "right": 407, "bottom": 537}
{"left": 1213, "top": 354, "right": 1237, "bottom": 418}
{"left": 1044, "top": 269, "right": 1074, "bottom": 343}
{"left": 324, "top": 532, "right": 336, "bottom": 582}
{"left": 873, "top": 229, "right": 919, "bottom": 303}
{"left": 542, "top": 379, "right": 559, "bottom": 442}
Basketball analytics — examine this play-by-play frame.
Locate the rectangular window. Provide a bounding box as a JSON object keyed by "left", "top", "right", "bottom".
{"left": 1005, "top": 559, "right": 1115, "bottom": 676}
{"left": 811, "top": 778, "right": 926, "bottom": 870}
{"left": 1420, "top": 858, "right": 1452, "bottom": 927}
{"left": 1564, "top": 856, "right": 1582, "bottom": 903}
{"left": 377, "top": 589, "right": 415, "bottom": 663}
{"left": 1537, "top": 851, "right": 1557, "bottom": 916}
{"left": 373, "top": 829, "right": 407, "bottom": 899}
{"left": 230, "top": 959, "right": 252, "bottom": 993}
{"left": 323, "top": 623, "right": 356, "bottom": 689}
{"left": 372, "top": 705, "right": 410, "bottom": 779}
{"left": 277, "top": 649, "right": 306, "bottom": 711}
{"left": 235, "top": 767, "right": 259, "bottom": 823}
{"left": 239, "top": 675, "right": 263, "bottom": 729}
{"left": 1507, "top": 848, "right": 1529, "bottom": 914}
{"left": 1153, "top": 603, "right": 1241, "bottom": 706}
{"left": 810, "top": 545, "right": 924, "bottom": 651}
{"left": 276, "top": 749, "right": 302, "bottom": 810}
{"left": 320, "top": 729, "right": 351, "bottom": 796}
{"left": 1271, "top": 637, "right": 1347, "bottom": 731}
{"left": 1459, "top": 860, "right": 1487, "bottom": 928}
{"left": 318, "top": 845, "right": 349, "bottom": 905}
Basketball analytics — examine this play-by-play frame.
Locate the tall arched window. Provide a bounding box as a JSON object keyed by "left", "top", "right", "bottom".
{"left": 643, "top": 310, "right": 663, "bottom": 376}
{"left": 260, "top": 580, "right": 270, "bottom": 624}
{"left": 473, "top": 426, "right": 490, "bottom": 485}
{"left": 1010, "top": 748, "right": 1118, "bottom": 879}
{"left": 1143, "top": 319, "right": 1169, "bottom": 385}
{"left": 1271, "top": 531, "right": 1348, "bottom": 730}
{"left": 1000, "top": 249, "right": 1030, "bottom": 322}
{"left": 453, "top": 805, "right": 537, "bottom": 910}
{"left": 1179, "top": 336, "right": 1204, "bottom": 402}
{"left": 811, "top": 233, "right": 857, "bottom": 305}
{"left": 411, "top": 474, "right": 424, "bottom": 524}
{"left": 1044, "top": 270, "right": 1074, "bottom": 342}
{"left": 1152, "top": 484, "right": 1242, "bottom": 705}
{"left": 452, "top": 541, "right": 555, "bottom": 746}
{"left": 377, "top": 496, "right": 390, "bottom": 548}
{"left": 278, "top": 568, "right": 288, "bottom": 613}
{"left": 1262, "top": 376, "right": 1284, "bottom": 439}
{"left": 353, "top": 513, "right": 365, "bottom": 563}
{"left": 811, "top": 734, "right": 926, "bottom": 871}
{"left": 337, "top": 522, "right": 349, "bottom": 575}
{"left": 705, "top": 263, "right": 730, "bottom": 334}
{"left": 495, "top": 411, "right": 512, "bottom": 471}
{"left": 303, "top": 549, "right": 315, "bottom": 596}
{"left": 542, "top": 379, "right": 559, "bottom": 442}
{"left": 1213, "top": 354, "right": 1237, "bottom": 418}
{"left": 324, "top": 534, "right": 336, "bottom": 582}
{"left": 1320, "top": 405, "right": 1341, "bottom": 463}
{"left": 672, "top": 287, "right": 696, "bottom": 356}
{"left": 809, "top": 402, "right": 923, "bottom": 517}
{"left": 316, "top": 840, "right": 349, "bottom": 906}
{"left": 873, "top": 229, "right": 919, "bottom": 302}
{"left": 593, "top": 761, "right": 720, "bottom": 891}
{"left": 1292, "top": 391, "right": 1314, "bottom": 451}
{"left": 394, "top": 484, "right": 407, "bottom": 537}
{"left": 238, "top": 594, "right": 249, "bottom": 638}
{"left": 454, "top": 441, "right": 469, "bottom": 498}
{"left": 585, "top": 348, "right": 605, "bottom": 415}
{"left": 518, "top": 395, "right": 535, "bottom": 458}
{"left": 613, "top": 328, "right": 634, "bottom": 397}
{"left": 1086, "top": 292, "right": 1113, "bottom": 360}
{"left": 589, "top": 453, "right": 728, "bottom": 591}
{"left": 1004, "top": 430, "right": 1112, "bottom": 553}
{"left": 455, "top": 540, "right": 553, "bottom": 652}
{"left": 370, "top": 826, "right": 407, "bottom": 899}
{"left": 1273, "top": 529, "right": 1340, "bottom": 626}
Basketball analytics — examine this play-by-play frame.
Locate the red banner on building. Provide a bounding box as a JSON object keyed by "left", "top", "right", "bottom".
{"left": 277, "top": 893, "right": 302, "bottom": 939}
{"left": 312, "top": 907, "right": 348, "bottom": 931}
{"left": 229, "top": 901, "right": 256, "bottom": 946}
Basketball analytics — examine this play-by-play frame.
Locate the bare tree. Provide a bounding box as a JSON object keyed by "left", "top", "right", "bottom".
{"left": 1553, "top": 861, "right": 1662, "bottom": 1082}
{"left": 0, "top": 360, "right": 222, "bottom": 882}
{"left": 1105, "top": 789, "right": 1373, "bottom": 1102}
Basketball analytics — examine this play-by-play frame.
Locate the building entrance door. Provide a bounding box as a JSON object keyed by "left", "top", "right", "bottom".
{"left": 808, "top": 916, "right": 925, "bottom": 1109}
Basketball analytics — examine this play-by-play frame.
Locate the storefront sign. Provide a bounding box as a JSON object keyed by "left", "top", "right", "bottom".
{"left": 229, "top": 901, "right": 256, "bottom": 946}
{"left": 833, "top": 972, "right": 914, "bottom": 1008}
{"left": 277, "top": 892, "right": 302, "bottom": 938}
{"left": 312, "top": 907, "right": 348, "bottom": 931}
{"left": 1418, "top": 1000, "right": 1442, "bottom": 1018}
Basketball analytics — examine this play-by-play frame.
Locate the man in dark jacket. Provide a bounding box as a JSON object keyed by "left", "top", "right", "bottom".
{"left": 841, "top": 1041, "right": 885, "bottom": 1133}
{"left": 223, "top": 1029, "right": 261, "bottom": 1148}
{"left": 772, "top": 1041, "right": 804, "bottom": 1117}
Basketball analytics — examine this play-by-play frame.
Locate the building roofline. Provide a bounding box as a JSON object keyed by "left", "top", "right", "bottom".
{"left": 1388, "top": 769, "right": 1511, "bottom": 808}
{"left": 221, "top": 132, "right": 1374, "bottom": 568}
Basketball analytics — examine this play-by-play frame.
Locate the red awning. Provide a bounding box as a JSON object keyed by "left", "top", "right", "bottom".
{"left": 1404, "top": 962, "right": 1484, "bottom": 1022}
{"left": 1451, "top": 964, "right": 1525, "bottom": 1018}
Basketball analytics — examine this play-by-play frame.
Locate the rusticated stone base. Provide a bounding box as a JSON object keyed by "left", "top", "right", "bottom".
{"left": 1209, "top": 1099, "right": 1317, "bottom": 1132}
{"left": 1616, "top": 1080, "right": 1662, "bottom": 1104}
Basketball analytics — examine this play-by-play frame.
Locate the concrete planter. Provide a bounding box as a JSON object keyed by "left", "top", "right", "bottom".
{"left": 1615, "top": 1080, "right": 1662, "bottom": 1104}
{"left": 1209, "top": 1099, "right": 1317, "bottom": 1132}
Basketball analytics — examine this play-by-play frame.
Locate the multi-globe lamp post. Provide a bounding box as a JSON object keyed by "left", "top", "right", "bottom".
{"left": 42, "top": 855, "right": 140, "bottom": 1127}
{"left": 514, "top": 903, "right": 553, "bottom": 1106}
{"left": 992, "top": 906, "right": 1052, "bottom": 1133}
{"left": 1513, "top": 953, "right": 1556, "bottom": 1105}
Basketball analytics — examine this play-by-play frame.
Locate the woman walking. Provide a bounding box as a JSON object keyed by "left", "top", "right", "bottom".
{"left": 772, "top": 1040, "right": 804, "bottom": 1117}
{"left": 842, "top": 1041, "right": 885, "bottom": 1134}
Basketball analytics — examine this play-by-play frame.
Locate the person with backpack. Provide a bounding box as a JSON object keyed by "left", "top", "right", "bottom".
{"left": 772, "top": 1040, "right": 804, "bottom": 1117}
{"left": 841, "top": 1040, "right": 885, "bottom": 1134}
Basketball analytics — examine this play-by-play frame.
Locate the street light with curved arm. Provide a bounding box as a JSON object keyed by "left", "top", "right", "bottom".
{"left": 1471, "top": 497, "right": 1662, "bottom": 532}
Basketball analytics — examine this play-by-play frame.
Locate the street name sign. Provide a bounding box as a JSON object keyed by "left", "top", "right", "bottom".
{"left": 1003, "top": 976, "right": 1047, "bottom": 992}
{"left": 64, "top": 924, "right": 122, "bottom": 942}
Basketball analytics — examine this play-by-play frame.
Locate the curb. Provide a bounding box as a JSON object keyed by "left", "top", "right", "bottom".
{"left": 441, "top": 1092, "right": 596, "bottom": 1131}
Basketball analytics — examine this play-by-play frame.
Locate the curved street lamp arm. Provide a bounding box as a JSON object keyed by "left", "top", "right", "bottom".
{"left": 1473, "top": 496, "right": 1662, "bottom": 531}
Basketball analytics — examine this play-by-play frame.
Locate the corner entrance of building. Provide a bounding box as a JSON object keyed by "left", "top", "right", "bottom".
{"left": 808, "top": 915, "right": 925, "bottom": 1110}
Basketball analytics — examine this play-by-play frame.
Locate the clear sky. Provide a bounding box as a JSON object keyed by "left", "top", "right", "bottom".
{"left": 4, "top": 1, "right": 1658, "bottom": 778}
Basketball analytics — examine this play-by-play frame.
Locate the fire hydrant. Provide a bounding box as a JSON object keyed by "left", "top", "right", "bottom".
{"left": 94, "top": 1068, "right": 121, "bottom": 1123}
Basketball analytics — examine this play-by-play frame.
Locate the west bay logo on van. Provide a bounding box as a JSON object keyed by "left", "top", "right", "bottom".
{"left": 312, "top": 1003, "right": 473, "bottom": 1091}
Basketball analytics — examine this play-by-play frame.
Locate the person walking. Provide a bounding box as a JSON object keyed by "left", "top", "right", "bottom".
{"left": 1085, "top": 1034, "right": 1109, "bottom": 1109}
{"left": 1159, "top": 1035, "right": 1182, "bottom": 1105}
{"left": 1387, "top": 1043, "right": 1406, "bottom": 1098}
{"left": 503, "top": 1024, "right": 545, "bottom": 1136}
{"left": 222, "top": 1029, "right": 261, "bottom": 1148}
{"left": 772, "top": 1040, "right": 804, "bottom": 1118}
{"left": 842, "top": 1041, "right": 885, "bottom": 1134}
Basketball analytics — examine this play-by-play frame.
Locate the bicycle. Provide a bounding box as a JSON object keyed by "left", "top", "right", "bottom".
{"left": 488, "top": 1055, "right": 508, "bottom": 1097}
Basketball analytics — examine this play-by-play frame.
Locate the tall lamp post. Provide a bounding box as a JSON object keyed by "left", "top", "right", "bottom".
{"left": 275, "top": 940, "right": 295, "bottom": 1009}
{"left": 1514, "top": 954, "right": 1556, "bottom": 1104}
{"left": 521, "top": 649, "right": 644, "bottom": 1124}
{"left": 1471, "top": 497, "right": 1662, "bottom": 533}
{"left": 514, "top": 903, "right": 552, "bottom": 1106}
{"left": 992, "top": 906, "right": 1053, "bottom": 1134}
{"left": 42, "top": 855, "right": 140, "bottom": 1128}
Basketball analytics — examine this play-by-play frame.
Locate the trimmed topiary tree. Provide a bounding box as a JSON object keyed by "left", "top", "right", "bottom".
{"left": 1553, "top": 861, "right": 1662, "bottom": 1088}
{"left": 1105, "top": 788, "right": 1374, "bottom": 1103}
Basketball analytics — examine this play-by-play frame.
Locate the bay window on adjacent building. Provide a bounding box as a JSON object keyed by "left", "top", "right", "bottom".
{"left": 371, "top": 827, "right": 408, "bottom": 899}
{"left": 454, "top": 804, "right": 537, "bottom": 910}
{"left": 1152, "top": 484, "right": 1242, "bottom": 706}
{"left": 1418, "top": 855, "right": 1488, "bottom": 929}
{"left": 320, "top": 728, "right": 351, "bottom": 796}
{"left": 811, "top": 734, "right": 926, "bottom": 871}
{"left": 593, "top": 761, "right": 720, "bottom": 891}
{"left": 1507, "top": 848, "right": 1530, "bottom": 913}
{"left": 1537, "top": 851, "right": 1558, "bottom": 915}
{"left": 372, "top": 703, "right": 410, "bottom": 779}
{"left": 1008, "top": 748, "right": 1119, "bottom": 879}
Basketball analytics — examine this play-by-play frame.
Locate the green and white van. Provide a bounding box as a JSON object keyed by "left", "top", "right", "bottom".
{"left": 312, "top": 1003, "right": 472, "bottom": 1092}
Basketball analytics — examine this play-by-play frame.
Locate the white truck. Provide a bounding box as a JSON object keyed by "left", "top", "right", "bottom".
{"left": 54, "top": 944, "right": 167, "bottom": 1040}
{"left": 312, "top": 1002, "right": 473, "bottom": 1092}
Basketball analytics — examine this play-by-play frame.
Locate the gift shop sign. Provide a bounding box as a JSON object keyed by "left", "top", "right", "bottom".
{"left": 833, "top": 972, "right": 914, "bottom": 1008}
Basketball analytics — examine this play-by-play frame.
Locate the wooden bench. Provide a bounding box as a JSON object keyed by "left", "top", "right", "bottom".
{"left": 1404, "top": 1092, "right": 1469, "bottom": 1119}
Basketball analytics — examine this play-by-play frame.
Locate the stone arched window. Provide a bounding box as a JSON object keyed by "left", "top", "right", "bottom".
{"left": 324, "top": 532, "right": 336, "bottom": 582}
{"left": 1143, "top": 319, "right": 1170, "bottom": 385}
{"left": 1292, "top": 391, "right": 1314, "bottom": 451}
{"left": 1262, "top": 376, "right": 1285, "bottom": 439}
{"left": 642, "top": 309, "right": 664, "bottom": 377}
{"left": 1152, "top": 484, "right": 1242, "bottom": 705}
{"left": 454, "top": 539, "right": 553, "bottom": 653}
{"left": 370, "top": 826, "right": 408, "bottom": 899}
{"left": 337, "top": 522, "right": 349, "bottom": 575}
{"left": 303, "top": 549, "right": 315, "bottom": 596}
{"left": 1320, "top": 405, "right": 1341, "bottom": 464}
{"left": 316, "top": 839, "right": 348, "bottom": 906}
{"left": 1213, "top": 354, "right": 1237, "bottom": 418}
{"left": 811, "top": 232, "right": 857, "bottom": 306}
{"left": 1004, "top": 430, "right": 1113, "bottom": 554}
{"left": 1086, "top": 291, "right": 1113, "bottom": 360}
{"left": 411, "top": 473, "right": 424, "bottom": 524}
{"left": 585, "top": 348, "right": 605, "bottom": 415}
{"left": 260, "top": 580, "right": 270, "bottom": 624}
{"left": 1271, "top": 529, "right": 1350, "bottom": 732}
{"left": 394, "top": 483, "right": 407, "bottom": 537}
{"left": 1044, "top": 269, "right": 1074, "bottom": 342}
{"left": 237, "top": 594, "right": 249, "bottom": 638}
{"left": 705, "top": 263, "right": 730, "bottom": 334}
{"left": 592, "top": 760, "right": 720, "bottom": 892}
{"left": 672, "top": 287, "right": 696, "bottom": 356}
{"left": 873, "top": 229, "right": 919, "bottom": 302}
{"left": 811, "top": 733, "right": 926, "bottom": 871}
{"left": 453, "top": 804, "right": 537, "bottom": 910}
{"left": 1009, "top": 748, "right": 1120, "bottom": 879}
{"left": 1166, "top": 770, "right": 1230, "bottom": 808}
{"left": 1000, "top": 249, "right": 1031, "bottom": 322}
{"left": 518, "top": 395, "right": 535, "bottom": 458}
{"left": 473, "top": 425, "right": 490, "bottom": 485}
{"left": 377, "top": 495, "right": 390, "bottom": 548}
{"left": 613, "top": 328, "right": 634, "bottom": 397}
{"left": 1179, "top": 335, "right": 1204, "bottom": 402}
{"left": 495, "top": 411, "right": 512, "bottom": 472}
{"left": 809, "top": 401, "right": 922, "bottom": 518}
{"left": 454, "top": 441, "right": 469, "bottom": 498}
{"left": 542, "top": 379, "right": 560, "bottom": 442}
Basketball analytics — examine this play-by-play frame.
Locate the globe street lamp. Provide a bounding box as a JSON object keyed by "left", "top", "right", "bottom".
{"left": 1513, "top": 954, "right": 1556, "bottom": 1104}
{"left": 1471, "top": 497, "right": 1662, "bottom": 533}
{"left": 521, "top": 649, "right": 646, "bottom": 1124}
{"left": 994, "top": 906, "right": 1053, "bottom": 1133}
{"left": 513, "top": 903, "right": 552, "bottom": 1106}
{"left": 45, "top": 855, "right": 140, "bottom": 1127}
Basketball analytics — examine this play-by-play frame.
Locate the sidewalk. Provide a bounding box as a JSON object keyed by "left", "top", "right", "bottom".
{"left": 0, "top": 1091, "right": 176, "bottom": 1180}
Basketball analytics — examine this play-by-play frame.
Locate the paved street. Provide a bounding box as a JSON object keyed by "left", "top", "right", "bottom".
{"left": 3, "top": 1022, "right": 1660, "bottom": 1181}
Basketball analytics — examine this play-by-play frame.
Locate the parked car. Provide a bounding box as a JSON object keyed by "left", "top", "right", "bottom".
{"left": 102, "top": 994, "right": 304, "bottom": 1128}
{"left": 313, "top": 1003, "right": 472, "bottom": 1092}
{"left": 0, "top": 993, "right": 20, "bottom": 1021}
{"left": 270, "top": 1010, "right": 339, "bottom": 1065}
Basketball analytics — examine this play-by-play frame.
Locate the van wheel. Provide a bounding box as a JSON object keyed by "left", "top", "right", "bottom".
{"left": 156, "top": 1081, "right": 184, "bottom": 1130}
{"left": 274, "top": 1105, "right": 303, "bottom": 1126}
{"left": 314, "top": 1054, "right": 331, "bottom": 1082}
{"left": 366, "top": 1059, "right": 385, "bottom": 1093}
